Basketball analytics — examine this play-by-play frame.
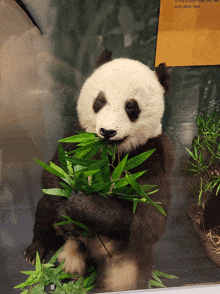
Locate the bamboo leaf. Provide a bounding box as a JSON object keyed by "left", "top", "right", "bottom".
{"left": 59, "top": 182, "right": 73, "bottom": 192}
{"left": 87, "top": 159, "right": 108, "bottom": 171}
{"left": 147, "top": 189, "right": 159, "bottom": 195}
{"left": 58, "top": 132, "right": 96, "bottom": 143}
{"left": 216, "top": 183, "right": 220, "bottom": 195}
{"left": 112, "top": 154, "right": 128, "bottom": 181}
{"left": 82, "top": 271, "right": 97, "bottom": 288}
{"left": 42, "top": 188, "right": 71, "bottom": 197}
{"left": 133, "top": 199, "right": 138, "bottom": 213}
{"left": 153, "top": 269, "right": 178, "bottom": 279}
{"left": 83, "top": 169, "right": 100, "bottom": 177}
{"left": 67, "top": 160, "right": 74, "bottom": 174}
{"left": 140, "top": 185, "right": 157, "bottom": 191}
{"left": 43, "top": 263, "right": 54, "bottom": 268}
{"left": 20, "top": 270, "right": 38, "bottom": 275}
{"left": 124, "top": 149, "right": 155, "bottom": 170}
{"left": 35, "top": 252, "right": 42, "bottom": 272}
{"left": 194, "top": 146, "right": 198, "bottom": 159}
{"left": 14, "top": 274, "right": 39, "bottom": 289}
{"left": 49, "top": 162, "right": 68, "bottom": 178}
{"left": 125, "top": 173, "right": 142, "bottom": 194}
{"left": 125, "top": 173, "right": 166, "bottom": 215}
{"left": 38, "top": 276, "right": 46, "bottom": 291}
{"left": 114, "top": 170, "right": 146, "bottom": 188}
{"left": 65, "top": 156, "right": 97, "bottom": 166}
{"left": 86, "top": 285, "right": 96, "bottom": 291}
{"left": 90, "top": 182, "right": 112, "bottom": 193}
{"left": 112, "top": 186, "right": 137, "bottom": 195}
{"left": 151, "top": 270, "right": 162, "bottom": 283}
{"left": 74, "top": 147, "right": 92, "bottom": 158}
{"left": 84, "top": 140, "right": 106, "bottom": 158}
{"left": 100, "top": 164, "right": 111, "bottom": 183}
{"left": 57, "top": 272, "right": 75, "bottom": 280}
{"left": 149, "top": 280, "right": 166, "bottom": 288}
{"left": 34, "top": 159, "right": 66, "bottom": 178}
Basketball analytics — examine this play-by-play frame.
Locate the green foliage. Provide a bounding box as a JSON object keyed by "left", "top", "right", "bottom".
{"left": 14, "top": 248, "right": 96, "bottom": 294}
{"left": 37, "top": 131, "right": 165, "bottom": 215}
{"left": 186, "top": 112, "right": 220, "bottom": 205}
{"left": 15, "top": 249, "right": 177, "bottom": 293}
{"left": 149, "top": 269, "right": 178, "bottom": 289}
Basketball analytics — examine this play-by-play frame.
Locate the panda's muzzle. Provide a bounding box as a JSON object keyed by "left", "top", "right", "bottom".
{"left": 100, "top": 128, "right": 128, "bottom": 145}
{"left": 100, "top": 128, "right": 117, "bottom": 140}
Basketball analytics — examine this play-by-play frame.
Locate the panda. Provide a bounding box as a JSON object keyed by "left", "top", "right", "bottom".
{"left": 25, "top": 50, "right": 173, "bottom": 292}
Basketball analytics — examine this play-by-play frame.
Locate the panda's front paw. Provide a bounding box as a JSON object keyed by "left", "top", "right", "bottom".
{"left": 58, "top": 238, "right": 86, "bottom": 275}
{"left": 207, "top": 163, "right": 220, "bottom": 177}
{"left": 24, "top": 241, "right": 48, "bottom": 264}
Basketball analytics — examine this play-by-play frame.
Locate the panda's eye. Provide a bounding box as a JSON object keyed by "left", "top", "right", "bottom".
{"left": 125, "top": 99, "right": 140, "bottom": 122}
{"left": 93, "top": 91, "right": 107, "bottom": 113}
{"left": 98, "top": 96, "right": 106, "bottom": 104}
{"left": 125, "top": 102, "right": 134, "bottom": 111}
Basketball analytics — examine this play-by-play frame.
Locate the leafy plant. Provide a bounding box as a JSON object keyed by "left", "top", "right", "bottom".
{"left": 149, "top": 269, "right": 178, "bottom": 289}
{"left": 186, "top": 112, "right": 220, "bottom": 205}
{"left": 14, "top": 248, "right": 96, "bottom": 294}
{"left": 35, "top": 131, "right": 165, "bottom": 215}
{"left": 15, "top": 249, "right": 177, "bottom": 293}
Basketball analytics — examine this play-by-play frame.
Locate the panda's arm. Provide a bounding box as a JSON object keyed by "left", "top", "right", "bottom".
{"left": 58, "top": 191, "right": 134, "bottom": 240}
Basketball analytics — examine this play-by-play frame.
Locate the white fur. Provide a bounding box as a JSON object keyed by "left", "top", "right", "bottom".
{"left": 77, "top": 58, "right": 165, "bottom": 152}
{"left": 58, "top": 238, "right": 86, "bottom": 275}
{"left": 103, "top": 257, "right": 138, "bottom": 292}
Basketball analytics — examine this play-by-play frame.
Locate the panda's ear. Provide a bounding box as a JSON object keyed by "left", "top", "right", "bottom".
{"left": 96, "top": 49, "right": 112, "bottom": 68}
{"left": 155, "top": 63, "right": 171, "bottom": 95}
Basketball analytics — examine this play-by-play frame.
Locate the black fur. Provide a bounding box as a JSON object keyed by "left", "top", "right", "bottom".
{"left": 93, "top": 91, "right": 107, "bottom": 113}
{"left": 96, "top": 49, "right": 112, "bottom": 68}
{"left": 155, "top": 63, "right": 171, "bottom": 95}
{"left": 125, "top": 98, "right": 141, "bottom": 122}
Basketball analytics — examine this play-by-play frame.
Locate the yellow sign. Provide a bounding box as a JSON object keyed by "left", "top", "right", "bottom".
{"left": 155, "top": 0, "right": 220, "bottom": 66}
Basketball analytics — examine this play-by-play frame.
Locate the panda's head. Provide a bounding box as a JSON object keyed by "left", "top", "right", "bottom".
{"left": 77, "top": 51, "right": 171, "bottom": 153}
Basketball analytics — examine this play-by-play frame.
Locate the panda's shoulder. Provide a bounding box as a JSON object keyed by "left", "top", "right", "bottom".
{"left": 142, "top": 131, "right": 174, "bottom": 169}
{"left": 140, "top": 131, "right": 172, "bottom": 152}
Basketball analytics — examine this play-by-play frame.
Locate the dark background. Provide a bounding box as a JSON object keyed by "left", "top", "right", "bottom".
{"left": 1, "top": 0, "right": 220, "bottom": 293}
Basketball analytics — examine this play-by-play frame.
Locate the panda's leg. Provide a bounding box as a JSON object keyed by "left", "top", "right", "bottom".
{"left": 25, "top": 195, "right": 65, "bottom": 263}
{"left": 95, "top": 245, "right": 154, "bottom": 292}
{"left": 95, "top": 254, "right": 139, "bottom": 292}
{"left": 58, "top": 238, "right": 87, "bottom": 275}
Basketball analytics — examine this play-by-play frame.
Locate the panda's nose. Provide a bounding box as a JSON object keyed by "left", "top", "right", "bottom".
{"left": 100, "top": 128, "right": 117, "bottom": 140}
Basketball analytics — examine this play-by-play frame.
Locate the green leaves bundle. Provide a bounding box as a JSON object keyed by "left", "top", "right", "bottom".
{"left": 15, "top": 249, "right": 177, "bottom": 293}
{"left": 14, "top": 247, "right": 96, "bottom": 294}
{"left": 35, "top": 131, "right": 165, "bottom": 215}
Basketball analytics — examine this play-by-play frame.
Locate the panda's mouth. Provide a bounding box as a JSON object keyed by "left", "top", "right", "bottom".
{"left": 97, "top": 129, "right": 128, "bottom": 146}
{"left": 106, "top": 136, "right": 128, "bottom": 146}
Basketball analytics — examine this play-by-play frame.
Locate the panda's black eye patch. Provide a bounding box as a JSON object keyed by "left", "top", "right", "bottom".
{"left": 125, "top": 99, "right": 140, "bottom": 122}
{"left": 93, "top": 91, "right": 107, "bottom": 113}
